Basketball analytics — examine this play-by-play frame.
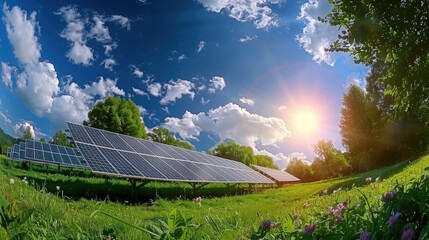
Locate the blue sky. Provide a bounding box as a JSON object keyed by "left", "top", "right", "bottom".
{"left": 0, "top": 0, "right": 368, "bottom": 169}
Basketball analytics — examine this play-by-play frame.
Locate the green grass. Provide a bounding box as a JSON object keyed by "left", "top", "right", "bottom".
{"left": 0, "top": 154, "right": 427, "bottom": 239}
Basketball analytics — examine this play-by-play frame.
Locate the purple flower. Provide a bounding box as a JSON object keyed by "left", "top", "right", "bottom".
{"left": 261, "top": 219, "right": 277, "bottom": 231}
{"left": 343, "top": 200, "right": 350, "bottom": 205}
{"left": 326, "top": 206, "right": 334, "bottom": 215}
{"left": 366, "top": 177, "right": 372, "bottom": 183}
{"left": 359, "top": 231, "right": 371, "bottom": 240}
{"left": 382, "top": 190, "right": 399, "bottom": 202}
{"left": 303, "top": 224, "right": 317, "bottom": 234}
{"left": 375, "top": 177, "right": 380, "bottom": 182}
{"left": 401, "top": 226, "right": 416, "bottom": 240}
{"left": 356, "top": 204, "right": 361, "bottom": 209}
{"left": 335, "top": 213, "right": 343, "bottom": 222}
{"left": 387, "top": 212, "right": 402, "bottom": 229}
{"left": 303, "top": 202, "right": 309, "bottom": 207}
{"left": 336, "top": 203, "right": 346, "bottom": 213}
{"left": 374, "top": 184, "right": 378, "bottom": 189}
{"left": 294, "top": 214, "right": 301, "bottom": 219}
{"left": 322, "top": 189, "right": 328, "bottom": 195}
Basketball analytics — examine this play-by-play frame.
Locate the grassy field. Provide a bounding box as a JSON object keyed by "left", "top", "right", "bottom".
{"left": 0, "top": 154, "right": 428, "bottom": 239}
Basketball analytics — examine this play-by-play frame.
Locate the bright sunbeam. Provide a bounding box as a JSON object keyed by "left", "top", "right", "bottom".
{"left": 292, "top": 109, "right": 319, "bottom": 137}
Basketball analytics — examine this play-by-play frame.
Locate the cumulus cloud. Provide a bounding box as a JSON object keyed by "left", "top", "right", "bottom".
{"left": 208, "top": 76, "right": 226, "bottom": 93}
{"left": 132, "top": 87, "right": 148, "bottom": 96}
{"left": 89, "top": 15, "right": 111, "bottom": 43}
{"left": 258, "top": 150, "right": 308, "bottom": 170}
{"left": 296, "top": 0, "right": 340, "bottom": 66}
{"left": 1, "top": 62, "right": 16, "bottom": 88}
{"left": 82, "top": 77, "right": 125, "bottom": 97}
{"left": 197, "top": 0, "right": 285, "bottom": 29}
{"left": 161, "top": 79, "right": 195, "bottom": 105}
{"left": 197, "top": 41, "right": 206, "bottom": 53}
{"left": 131, "top": 65, "right": 143, "bottom": 78}
{"left": 164, "top": 102, "right": 291, "bottom": 149}
{"left": 101, "top": 58, "right": 116, "bottom": 71}
{"left": 239, "top": 97, "right": 254, "bottom": 106}
{"left": 239, "top": 34, "right": 257, "bottom": 42}
{"left": 110, "top": 15, "right": 130, "bottom": 30}
{"left": 55, "top": 5, "right": 94, "bottom": 65}
{"left": 13, "top": 121, "right": 45, "bottom": 139}
{"left": 147, "top": 82, "right": 162, "bottom": 97}
{"left": 2, "top": 3, "right": 41, "bottom": 66}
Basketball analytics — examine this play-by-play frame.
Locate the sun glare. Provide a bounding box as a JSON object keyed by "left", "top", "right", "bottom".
{"left": 292, "top": 109, "right": 319, "bottom": 136}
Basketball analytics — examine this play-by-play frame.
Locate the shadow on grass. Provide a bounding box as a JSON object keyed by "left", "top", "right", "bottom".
{"left": 1, "top": 157, "right": 268, "bottom": 204}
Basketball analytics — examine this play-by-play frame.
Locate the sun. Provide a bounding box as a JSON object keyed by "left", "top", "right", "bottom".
{"left": 292, "top": 109, "right": 319, "bottom": 136}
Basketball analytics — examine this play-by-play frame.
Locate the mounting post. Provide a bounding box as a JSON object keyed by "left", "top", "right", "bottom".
{"left": 189, "top": 182, "right": 209, "bottom": 196}
{"left": 130, "top": 179, "right": 150, "bottom": 200}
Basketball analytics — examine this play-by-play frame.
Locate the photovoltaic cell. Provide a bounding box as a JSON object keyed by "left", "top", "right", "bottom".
{"left": 252, "top": 165, "right": 300, "bottom": 183}
{"left": 68, "top": 122, "right": 274, "bottom": 184}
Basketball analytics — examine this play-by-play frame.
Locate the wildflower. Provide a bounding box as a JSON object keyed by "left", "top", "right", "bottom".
{"left": 22, "top": 179, "right": 28, "bottom": 185}
{"left": 356, "top": 204, "right": 361, "bottom": 209}
{"left": 56, "top": 186, "right": 60, "bottom": 191}
{"left": 333, "top": 188, "right": 341, "bottom": 194}
{"left": 343, "top": 200, "right": 350, "bottom": 205}
{"left": 360, "top": 231, "right": 371, "bottom": 240}
{"left": 303, "top": 224, "right": 317, "bottom": 234}
{"left": 326, "top": 206, "right": 335, "bottom": 215}
{"left": 366, "top": 177, "right": 372, "bottom": 183}
{"left": 322, "top": 189, "right": 328, "bottom": 195}
{"left": 374, "top": 184, "right": 378, "bottom": 189}
{"left": 336, "top": 203, "right": 346, "bottom": 213}
{"left": 387, "top": 212, "right": 402, "bottom": 229}
{"left": 294, "top": 214, "right": 300, "bottom": 219}
{"left": 261, "top": 219, "right": 277, "bottom": 231}
{"left": 336, "top": 213, "right": 343, "bottom": 222}
{"left": 401, "top": 226, "right": 416, "bottom": 240}
{"left": 303, "top": 202, "right": 309, "bottom": 207}
{"left": 382, "top": 190, "right": 398, "bottom": 202}
{"left": 375, "top": 177, "right": 380, "bottom": 182}
{"left": 10, "top": 178, "right": 14, "bottom": 185}
{"left": 194, "top": 197, "right": 202, "bottom": 206}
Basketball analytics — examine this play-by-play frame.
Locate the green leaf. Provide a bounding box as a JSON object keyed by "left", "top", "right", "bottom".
{"left": 167, "top": 209, "right": 186, "bottom": 233}
{"left": 9, "top": 209, "right": 34, "bottom": 230}
{"left": 282, "top": 215, "right": 293, "bottom": 233}
{"left": 418, "top": 224, "right": 429, "bottom": 240}
{"left": 0, "top": 227, "right": 8, "bottom": 240}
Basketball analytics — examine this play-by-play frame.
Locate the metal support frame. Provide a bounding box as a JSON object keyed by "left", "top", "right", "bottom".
{"left": 189, "top": 182, "right": 209, "bottom": 196}
{"left": 130, "top": 179, "right": 150, "bottom": 200}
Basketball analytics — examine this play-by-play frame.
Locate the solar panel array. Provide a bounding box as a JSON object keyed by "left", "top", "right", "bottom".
{"left": 68, "top": 122, "right": 274, "bottom": 184}
{"left": 252, "top": 165, "right": 300, "bottom": 182}
{"left": 5, "top": 140, "right": 88, "bottom": 169}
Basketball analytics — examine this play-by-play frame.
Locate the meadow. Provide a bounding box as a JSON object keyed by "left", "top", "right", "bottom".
{"left": 1, "top": 154, "right": 428, "bottom": 239}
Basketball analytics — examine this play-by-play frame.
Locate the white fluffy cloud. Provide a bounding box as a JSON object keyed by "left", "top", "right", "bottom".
{"left": 296, "top": 0, "right": 340, "bottom": 66}
{"left": 197, "top": 0, "right": 285, "bottom": 29}
{"left": 56, "top": 6, "right": 94, "bottom": 66}
{"left": 161, "top": 79, "right": 195, "bottom": 105}
{"left": 131, "top": 65, "right": 144, "bottom": 78}
{"left": 208, "top": 76, "right": 226, "bottom": 93}
{"left": 147, "top": 82, "right": 162, "bottom": 97}
{"left": 197, "top": 41, "right": 206, "bottom": 53}
{"left": 132, "top": 87, "right": 148, "bottom": 96}
{"left": 239, "top": 34, "right": 257, "bottom": 42}
{"left": 2, "top": 3, "right": 41, "bottom": 66}
{"left": 110, "top": 15, "right": 130, "bottom": 30}
{"left": 101, "top": 58, "right": 116, "bottom": 71}
{"left": 82, "top": 77, "right": 125, "bottom": 97}
{"left": 13, "top": 121, "right": 45, "bottom": 139}
{"left": 1, "top": 62, "right": 16, "bottom": 88}
{"left": 89, "top": 15, "right": 111, "bottom": 43}
{"left": 239, "top": 97, "right": 254, "bottom": 106}
{"left": 0, "top": 111, "right": 11, "bottom": 124}
{"left": 164, "top": 102, "right": 291, "bottom": 149}
{"left": 258, "top": 150, "right": 308, "bottom": 170}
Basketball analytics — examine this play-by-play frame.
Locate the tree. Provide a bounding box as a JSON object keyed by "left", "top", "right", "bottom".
{"left": 39, "top": 138, "right": 46, "bottom": 143}
{"left": 211, "top": 141, "right": 256, "bottom": 166}
{"left": 21, "top": 126, "right": 33, "bottom": 141}
{"left": 286, "top": 158, "right": 313, "bottom": 182}
{"left": 312, "top": 140, "right": 351, "bottom": 178}
{"left": 255, "top": 155, "right": 278, "bottom": 169}
{"left": 87, "top": 96, "right": 147, "bottom": 139}
{"left": 52, "top": 130, "right": 69, "bottom": 147}
{"left": 326, "top": 0, "right": 429, "bottom": 117}
{"left": 148, "top": 127, "right": 193, "bottom": 150}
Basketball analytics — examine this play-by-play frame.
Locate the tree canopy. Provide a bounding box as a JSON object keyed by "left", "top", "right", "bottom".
{"left": 286, "top": 158, "right": 313, "bottom": 182}
{"left": 148, "top": 127, "right": 194, "bottom": 150}
{"left": 21, "top": 126, "right": 33, "bottom": 141}
{"left": 39, "top": 138, "right": 46, "bottom": 143}
{"left": 52, "top": 130, "right": 70, "bottom": 147}
{"left": 312, "top": 140, "right": 351, "bottom": 179}
{"left": 210, "top": 141, "right": 277, "bottom": 169}
{"left": 86, "top": 96, "right": 147, "bottom": 139}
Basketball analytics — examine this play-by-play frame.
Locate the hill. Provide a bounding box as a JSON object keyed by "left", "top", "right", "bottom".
{"left": 0, "top": 154, "right": 428, "bottom": 239}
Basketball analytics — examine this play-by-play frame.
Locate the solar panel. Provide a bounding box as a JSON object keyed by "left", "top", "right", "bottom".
{"left": 252, "top": 165, "right": 300, "bottom": 183}
{"left": 20, "top": 140, "right": 89, "bottom": 169}
{"left": 68, "top": 122, "right": 274, "bottom": 184}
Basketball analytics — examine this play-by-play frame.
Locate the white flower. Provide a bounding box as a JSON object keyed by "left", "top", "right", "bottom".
{"left": 10, "top": 178, "right": 14, "bottom": 184}
{"left": 22, "top": 179, "right": 28, "bottom": 185}
{"left": 56, "top": 186, "right": 60, "bottom": 191}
